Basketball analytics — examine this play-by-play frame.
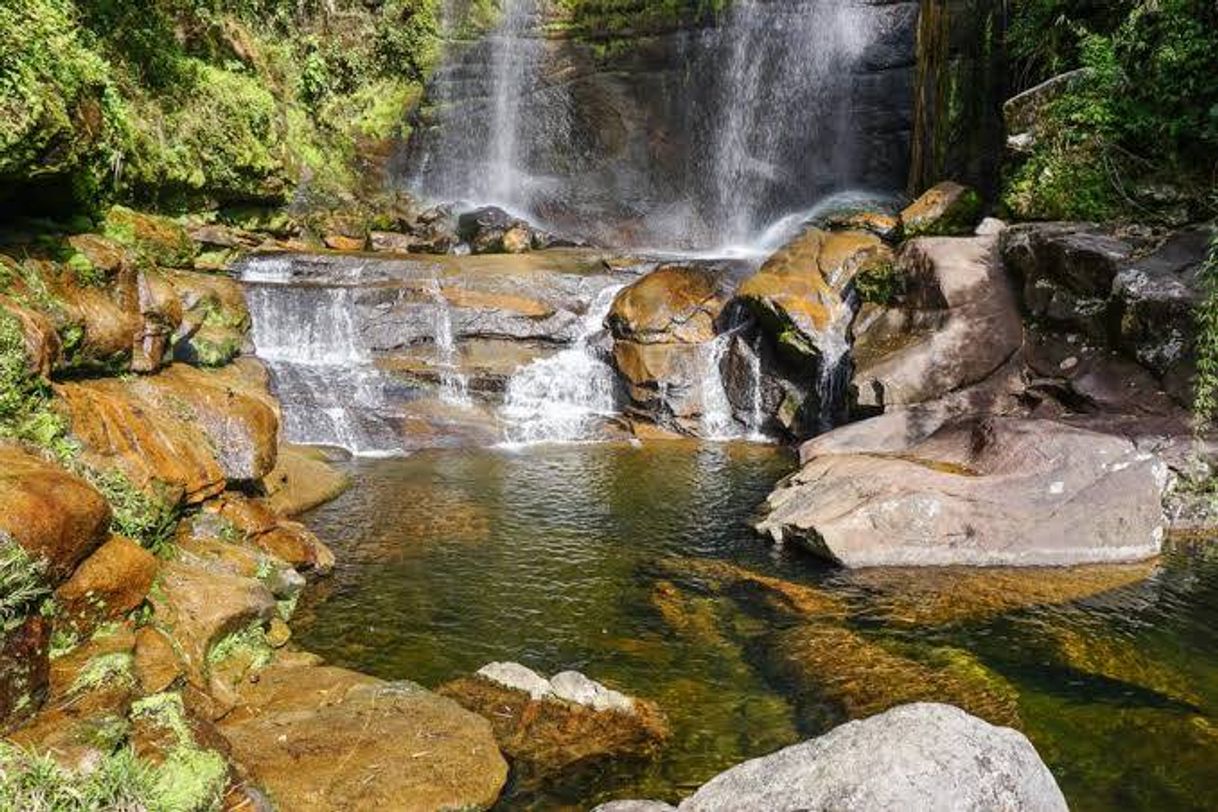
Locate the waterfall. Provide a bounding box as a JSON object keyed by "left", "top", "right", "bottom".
{"left": 426, "top": 279, "right": 472, "bottom": 406}
{"left": 702, "top": 0, "right": 874, "bottom": 247}
{"left": 241, "top": 256, "right": 405, "bottom": 457}
{"left": 499, "top": 283, "right": 625, "bottom": 445}
{"left": 748, "top": 333, "right": 766, "bottom": 440}
{"left": 407, "top": 0, "right": 887, "bottom": 250}
{"left": 699, "top": 333, "right": 739, "bottom": 440}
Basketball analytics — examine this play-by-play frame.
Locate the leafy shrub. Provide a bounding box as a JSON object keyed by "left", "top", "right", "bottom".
{"left": 0, "top": 536, "right": 49, "bottom": 637}
{"left": 1192, "top": 234, "right": 1218, "bottom": 428}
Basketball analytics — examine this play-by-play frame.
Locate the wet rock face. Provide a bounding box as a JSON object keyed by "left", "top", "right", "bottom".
{"left": 679, "top": 703, "right": 1067, "bottom": 812}
{"left": 757, "top": 416, "right": 1168, "bottom": 568}
{"left": 899, "top": 181, "right": 982, "bottom": 238}
{"left": 457, "top": 206, "right": 538, "bottom": 254}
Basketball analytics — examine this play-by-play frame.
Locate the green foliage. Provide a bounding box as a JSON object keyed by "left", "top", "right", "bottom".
{"left": 70, "top": 651, "right": 135, "bottom": 694}
{"left": 0, "top": 693, "right": 228, "bottom": 811}
{"left": 555, "top": 0, "right": 729, "bottom": 38}
{"left": 81, "top": 468, "right": 179, "bottom": 555}
{"left": 207, "top": 621, "right": 272, "bottom": 668}
{"left": 0, "top": 308, "right": 76, "bottom": 459}
{"left": 0, "top": 535, "right": 49, "bottom": 637}
{"left": 854, "top": 260, "right": 904, "bottom": 306}
{"left": 1192, "top": 233, "right": 1218, "bottom": 429}
{"left": 1005, "top": 0, "right": 1218, "bottom": 222}
{"left": 0, "top": 743, "right": 159, "bottom": 812}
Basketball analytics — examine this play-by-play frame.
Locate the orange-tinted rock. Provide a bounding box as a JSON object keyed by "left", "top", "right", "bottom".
{"left": 0, "top": 445, "right": 110, "bottom": 582}
{"left": 0, "top": 616, "right": 51, "bottom": 733}
{"left": 609, "top": 265, "right": 724, "bottom": 344}
{"left": 204, "top": 493, "right": 334, "bottom": 574}
{"left": 739, "top": 228, "right": 890, "bottom": 363}
{"left": 900, "top": 181, "right": 982, "bottom": 238}
{"left": 439, "top": 285, "right": 554, "bottom": 318}
{"left": 219, "top": 664, "right": 508, "bottom": 811}
{"left": 54, "top": 536, "right": 158, "bottom": 636}
{"left": 440, "top": 675, "right": 668, "bottom": 787}
{"left": 133, "top": 269, "right": 185, "bottom": 372}
{"left": 323, "top": 234, "right": 366, "bottom": 252}
{"left": 134, "top": 626, "right": 184, "bottom": 695}
{"left": 0, "top": 294, "right": 60, "bottom": 376}
{"left": 67, "top": 234, "right": 131, "bottom": 276}
{"left": 56, "top": 364, "right": 279, "bottom": 503}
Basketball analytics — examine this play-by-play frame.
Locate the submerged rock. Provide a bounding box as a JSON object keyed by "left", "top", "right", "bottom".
{"left": 679, "top": 703, "right": 1066, "bottom": 811}
{"left": 757, "top": 416, "right": 1168, "bottom": 567}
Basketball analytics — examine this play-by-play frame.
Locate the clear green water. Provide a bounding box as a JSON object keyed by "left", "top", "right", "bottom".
{"left": 294, "top": 441, "right": 1218, "bottom": 810}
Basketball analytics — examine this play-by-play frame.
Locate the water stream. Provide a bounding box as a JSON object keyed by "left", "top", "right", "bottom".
{"left": 499, "top": 282, "right": 626, "bottom": 445}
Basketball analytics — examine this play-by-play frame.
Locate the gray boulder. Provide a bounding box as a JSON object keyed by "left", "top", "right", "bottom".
{"left": 679, "top": 703, "right": 1068, "bottom": 812}
{"left": 757, "top": 416, "right": 1168, "bottom": 567}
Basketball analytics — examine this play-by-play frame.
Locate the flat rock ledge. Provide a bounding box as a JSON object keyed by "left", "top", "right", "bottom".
{"left": 756, "top": 416, "right": 1168, "bottom": 567}
{"left": 595, "top": 703, "right": 1068, "bottom": 812}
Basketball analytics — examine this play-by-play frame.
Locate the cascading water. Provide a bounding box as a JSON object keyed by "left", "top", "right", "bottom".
{"left": 747, "top": 333, "right": 766, "bottom": 440}
{"left": 701, "top": 0, "right": 874, "bottom": 248}
{"left": 499, "top": 282, "right": 625, "bottom": 445}
{"left": 407, "top": 0, "right": 885, "bottom": 250}
{"left": 698, "top": 333, "right": 740, "bottom": 440}
{"left": 241, "top": 256, "right": 405, "bottom": 456}
{"left": 426, "top": 279, "right": 472, "bottom": 406}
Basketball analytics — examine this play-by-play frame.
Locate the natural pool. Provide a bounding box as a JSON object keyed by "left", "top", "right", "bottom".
{"left": 294, "top": 441, "right": 1218, "bottom": 810}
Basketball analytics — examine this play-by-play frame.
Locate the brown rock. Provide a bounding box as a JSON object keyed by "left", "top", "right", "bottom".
{"left": 54, "top": 535, "right": 158, "bottom": 636}
{"left": 219, "top": 664, "right": 508, "bottom": 812}
{"left": 439, "top": 675, "right": 668, "bottom": 787}
{"left": 0, "top": 616, "right": 51, "bottom": 733}
{"left": 150, "top": 560, "right": 276, "bottom": 683}
{"left": 439, "top": 285, "right": 554, "bottom": 318}
{"left": 205, "top": 494, "right": 335, "bottom": 574}
{"left": 739, "top": 228, "right": 889, "bottom": 364}
{"left": 134, "top": 626, "right": 184, "bottom": 694}
{"left": 609, "top": 265, "right": 724, "bottom": 345}
{"left": 67, "top": 234, "right": 131, "bottom": 276}
{"left": 851, "top": 235, "right": 1022, "bottom": 409}
{"left": 368, "top": 230, "right": 418, "bottom": 254}
{"left": 0, "top": 445, "right": 110, "bottom": 582}
{"left": 323, "top": 234, "right": 366, "bottom": 252}
{"left": 261, "top": 445, "right": 350, "bottom": 516}
{"left": 0, "top": 295, "right": 60, "bottom": 376}
{"left": 900, "top": 182, "right": 982, "bottom": 238}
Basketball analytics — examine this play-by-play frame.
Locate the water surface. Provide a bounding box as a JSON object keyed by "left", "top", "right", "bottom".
{"left": 295, "top": 442, "right": 1218, "bottom": 810}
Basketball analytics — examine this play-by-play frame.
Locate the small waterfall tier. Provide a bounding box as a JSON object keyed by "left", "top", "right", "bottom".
{"left": 240, "top": 255, "right": 408, "bottom": 456}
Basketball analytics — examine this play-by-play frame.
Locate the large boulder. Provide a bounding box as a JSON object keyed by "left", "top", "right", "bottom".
{"left": 219, "top": 663, "right": 508, "bottom": 811}
{"left": 678, "top": 703, "right": 1067, "bottom": 811}
{"left": 738, "top": 227, "right": 888, "bottom": 366}
{"left": 56, "top": 363, "right": 279, "bottom": 504}
{"left": 457, "top": 206, "right": 534, "bottom": 254}
{"left": 53, "top": 535, "right": 158, "bottom": 637}
{"left": 0, "top": 446, "right": 110, "bottom": 582}
{"left": 756, "top": 417, "right": 1168, "bottom": 567}
{"left": 608, "top": 265, "right": 731, "bottom": 430}
{"left": 851, "top": 235, "right": 1022, "bottom": 411}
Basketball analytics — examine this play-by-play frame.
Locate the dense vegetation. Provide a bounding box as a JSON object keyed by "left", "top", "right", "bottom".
{"left": 0, "top": 0, "right": 475, "bottom": 222}
{"left": 1003, "top": 0, "right": 1218, "bottom": 222}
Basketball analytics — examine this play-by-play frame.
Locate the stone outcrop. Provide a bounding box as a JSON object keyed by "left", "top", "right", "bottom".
{"left": 851, "top": 234, "right": 1022, "bottom": 411}
{"left": 219, "top": 663, "right": 508, "bottom": 811}
{"left": 441, "top": 663, "right": 666, "bottom": 787}
{"left": 53, "top": 535, "right": 157, "bottom": 637}
{"left": 678, "top": 704, "right": 1067, "bottom": 812}
{"left": 607, "top": 265, "right": 730, "bottom": 429}
{"left": 260, "top": 444, "right": 351, "bottom": 516}
{"left": 757, "top": 416, "right": 1168, "bottom": 567}
{"left": 899, "top": 181, "right": 982, "bottom": 238}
